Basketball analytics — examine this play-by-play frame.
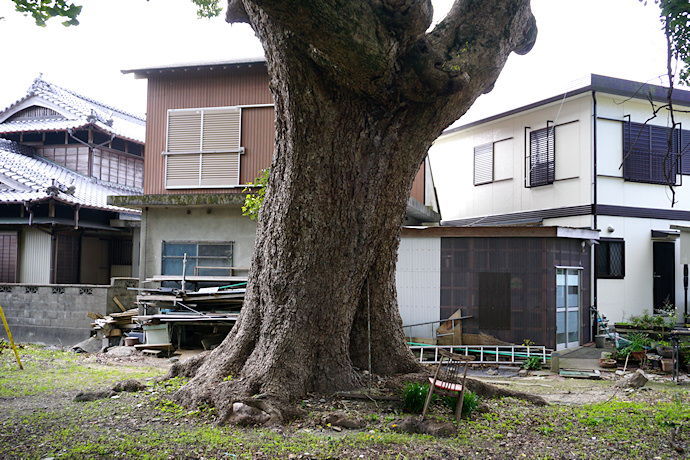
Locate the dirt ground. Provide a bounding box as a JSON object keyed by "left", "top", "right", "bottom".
{"left": 2, "top": 345, "right": 690, "bottom": 459}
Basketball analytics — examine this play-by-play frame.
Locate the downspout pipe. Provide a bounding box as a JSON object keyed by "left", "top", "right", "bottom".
{"left": 592, "top": 90, "right": 599, "bottom": 341}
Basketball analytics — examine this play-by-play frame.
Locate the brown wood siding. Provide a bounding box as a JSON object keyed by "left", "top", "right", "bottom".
{"left": 409, "top": 162, "right": 425, "bottom": 203}
{"left": 144, "top": 65, "right": 274, "bottom": 195}
{"left": 440, "top": 237, "right": 591, "bottom": 350}
{"left": 0, "top": 232, "right": 18, "bottom": 283}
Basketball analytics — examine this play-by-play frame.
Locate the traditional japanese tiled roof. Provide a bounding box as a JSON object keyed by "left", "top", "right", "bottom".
{"left": 0, "top": 138, "right": 140, "bottom": 213}
{"left": 0, "top": 77, "right": 145, "bottom": 143}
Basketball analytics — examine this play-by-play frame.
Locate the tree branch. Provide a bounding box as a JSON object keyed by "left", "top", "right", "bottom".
{"left": 398, "top": 0, "right": 536, "bottom": 102}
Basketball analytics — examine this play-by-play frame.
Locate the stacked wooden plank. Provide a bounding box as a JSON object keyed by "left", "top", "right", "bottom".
{"left": 89, "top": 308, "right": 139, "bottom": 345}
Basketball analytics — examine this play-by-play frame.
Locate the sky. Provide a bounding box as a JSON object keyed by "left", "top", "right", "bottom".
{"left": 0, "top": 0, "right": 677, "bottom": 124}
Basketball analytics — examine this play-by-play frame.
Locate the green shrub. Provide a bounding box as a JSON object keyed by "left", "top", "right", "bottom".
{"left": 522, "top": 356, "right": 542, "bottom": 370}
{"left": 401, "top": 382, "right": 435, "bottom": 413}
{"left": 440, "top": 391, "right": 480, "bottom": 416}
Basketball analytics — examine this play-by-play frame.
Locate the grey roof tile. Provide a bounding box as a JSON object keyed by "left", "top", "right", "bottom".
{"left": 0, "top": 77, "right": 145, "bottom": 143}
{"left": 0, "top": 138, "right": 140, "bottom": 213}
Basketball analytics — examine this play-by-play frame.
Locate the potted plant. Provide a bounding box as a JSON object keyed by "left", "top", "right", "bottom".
{"left": 661, "top": 358, "right": 675, "bottom": 373}
{"left": 625, "top": 332, "right": 650, "bottom": 362}
{"left": 656, "top": 340, "right": 673, "bottom": 358}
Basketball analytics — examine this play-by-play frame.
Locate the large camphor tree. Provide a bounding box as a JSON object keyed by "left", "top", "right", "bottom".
{"left": 166, "top": 0, "right": 537, "bottom": 424}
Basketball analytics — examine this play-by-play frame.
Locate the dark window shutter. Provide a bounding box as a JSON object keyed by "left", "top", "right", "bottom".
{"left": 529, "top": 127, "right": 555, "bottom": 187}
{"left": 474, "top": 143, "right": 493, "bottom": 185}
{"left": 0, "top": 232, "right": 18, "bottom": 283}
{"left": 623, "top": 121, "right": 678, "bottom": 184}
{"left": 55, "top": 234, "right": 81, "bottom": 284}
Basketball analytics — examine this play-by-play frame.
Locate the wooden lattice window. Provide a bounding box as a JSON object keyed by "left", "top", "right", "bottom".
{"left": 527, "top": 126, "right": 555, "bottom": 187}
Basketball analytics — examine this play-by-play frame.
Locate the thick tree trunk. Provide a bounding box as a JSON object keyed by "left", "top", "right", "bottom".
{"left": 172, "top": 0, "right": 537, "bottom": 424}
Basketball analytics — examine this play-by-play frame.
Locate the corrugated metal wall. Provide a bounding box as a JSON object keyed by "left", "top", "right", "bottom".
{"left": 396, "top": 236, "right": 440, "bottom": 338}
{"left": 144, "top": 65, "right": 274, "bottom": 195}
{"left": 240, "top": 106, "right": 275, "bottom": 184}
{"left": 19, "top": 228, "right": 50, "bottom": 284}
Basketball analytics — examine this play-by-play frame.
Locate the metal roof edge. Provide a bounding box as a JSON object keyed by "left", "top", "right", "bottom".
{"left": 122, "top": 58, "right": 267, "bottom": 79}
{"left": 442, "top": 74, "right": 690, "bottom": 136}
{"left": 401, "top": 225, "right": 598, "bottom": 239}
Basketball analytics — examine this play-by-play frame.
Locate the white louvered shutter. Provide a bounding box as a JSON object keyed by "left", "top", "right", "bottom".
{"left": 166, "top": 154, "right": 201, "bottom": 188}
{"left": 167, "top": 110, "right": 202, "bottom": 152}
{"left": 202, "top": 107, "right": 241, "bottom": 151}
{"left": 165, "top": 106, "right": 242, "bottom": 188}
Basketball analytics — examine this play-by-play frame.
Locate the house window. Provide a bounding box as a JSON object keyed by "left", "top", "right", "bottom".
{"left": 474, "top": 143, "right": 493, "bottom": 185}
{"left": 478, "top": 272, "right": 511, "bottom": 330}
{"left": 527, "top": 126, "right": 555, "bottom": 187}
{"left": 474, "top": 138, "right": 513, "bottom": 186}
{"left": 161, "top": 242, "right": 234, "bottom": 278}
{"left": 597, "top": 239, "right": 625, "bottom": 279}
{"left": 164, "top": 107, "right": 243, "bottom": 189}
{"left": 623, "top": 121, "right": 679, "bottom": 184}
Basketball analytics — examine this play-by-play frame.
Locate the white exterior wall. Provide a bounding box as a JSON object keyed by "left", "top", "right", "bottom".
{"left": 19, "top": 227, "right": 50, "bottom": 284}
{"left": 430, "top": 93, "right": 593, "bottom": 220}
{"left": 395, "top": 236, "right": 440, "bottom": 339}
{"left": 594, "top": 94, "right": 690, "bottom": 322}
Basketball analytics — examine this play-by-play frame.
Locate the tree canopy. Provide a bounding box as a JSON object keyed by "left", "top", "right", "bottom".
{"left": 8, "top": 0, "right": 221, "bottom": 26}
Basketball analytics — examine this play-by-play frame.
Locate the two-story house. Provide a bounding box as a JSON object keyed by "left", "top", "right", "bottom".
{"left": 430, "top": 74, "right": 690, "bottom": 347}
{"left": 0, "top": 77, "right": 145, "bottom": 345}
{"left": 0, "top": 77, "right": 144, "bottom": 285}
{"left": 112, "top": 58, "right": 439, "bottom": 290}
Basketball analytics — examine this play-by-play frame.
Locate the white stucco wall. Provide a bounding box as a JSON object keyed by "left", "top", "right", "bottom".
{"left": 140, "top": 205, "right": 257, "bottom": 281}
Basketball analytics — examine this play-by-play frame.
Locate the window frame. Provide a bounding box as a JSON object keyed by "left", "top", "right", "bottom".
{"left": 164, "top": 106, "right": 244, "bottom": 189}
{"left": 623, "top": 120, "right": 680, "bottom": 185}
{"left": 526, "top": 125, "right": 555, "bottom": 187}
{"left": 596, "top": 238, "right": 625, "bottom": 279}
{"left": 473, "top": 142, "right": 494, "bottom": 185}
{"left": 161, "top": 241, "right": 235, "bottom": 278}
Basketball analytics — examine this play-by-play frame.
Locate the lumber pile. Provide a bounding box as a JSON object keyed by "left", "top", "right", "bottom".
{"left": 89, "top": 308, "right": 140, "bottom": 346}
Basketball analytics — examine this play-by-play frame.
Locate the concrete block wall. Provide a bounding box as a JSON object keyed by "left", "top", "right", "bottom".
{"left": 0, "top": 278, "right": 139, "bottom": 347}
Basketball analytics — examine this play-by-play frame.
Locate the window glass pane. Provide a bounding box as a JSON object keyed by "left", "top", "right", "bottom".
{"left": 598, "top": 240, "right": 624, "bottom": 278}
{"left": 163, "top": 243, "right": 197, "bottom": 257}
{"left": 609, "top": 242, "right": 623, "bottom": 276}
{"left": 556, "top": 311, "right": 566, "bottom": 344}
{"left": 162, "top": 258, "right": 183, "bottom": 276}
{"left": 567, "top": 311, "right": 579, "bottom": 343}
{"left": 198, "top": 244, "right": 233, "bottom": 258}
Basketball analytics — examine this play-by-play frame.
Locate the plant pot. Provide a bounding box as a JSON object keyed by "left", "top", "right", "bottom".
{"left": 598, "top": 358, "right": 617, "bottom": 368}
{"left": 661, "top": 358, "right": 674, "bottom": 373}
{"left": 656, "top": 345, "right": 673, "bottom": 358}
{"left": 631, "top": 350, "right": 647, "bottom": 362}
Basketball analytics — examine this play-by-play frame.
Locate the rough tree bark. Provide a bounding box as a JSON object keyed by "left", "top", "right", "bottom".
{"left": 172, "top": 0, "right": 537, "bottom": 424}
